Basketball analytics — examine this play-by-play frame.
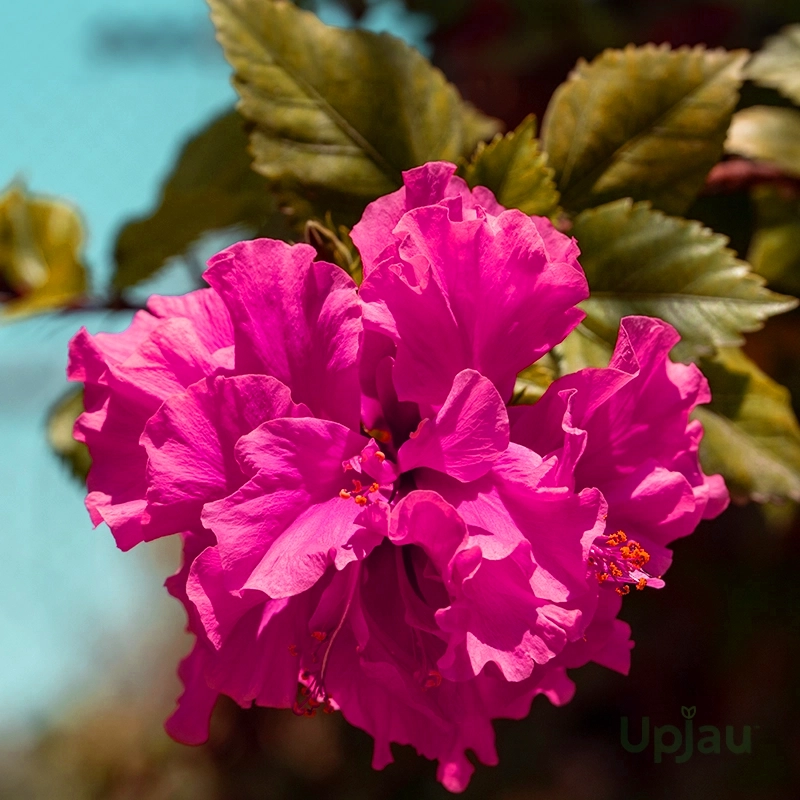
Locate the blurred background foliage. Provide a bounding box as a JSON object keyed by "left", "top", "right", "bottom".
{"left": 4, "top": 0, "right": 800, "bottom": 798}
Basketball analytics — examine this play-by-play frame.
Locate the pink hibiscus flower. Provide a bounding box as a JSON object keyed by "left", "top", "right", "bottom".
{"left": 67, "top": 162, "right": 727, "bottom": 793}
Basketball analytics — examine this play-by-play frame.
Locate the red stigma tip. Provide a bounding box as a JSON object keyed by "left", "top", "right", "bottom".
{"left": 424, "top": 670, "right": 442, "bottom": 689}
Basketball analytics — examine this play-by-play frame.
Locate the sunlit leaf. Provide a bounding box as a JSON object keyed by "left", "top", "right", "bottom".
{"left": 695, "top": 348, "right": 800, "bottom": 503}
{"left": 461, "top": 115, "right": 560, "bottom": 218}
{"left": 47, "top": 388, "right": 91, "bottom": 481}
{"left": 0, "top": 183, "right": 88, "bottom": 319}
{"left": 208, "top": 0, "right": 500, "bottom": 198}
{"left": 113, "top": 110, "right": 292, "bottom": 291}
{"left": 556, "top": 323, "right": 615, "bottom": 373}
{"left": 725, "top": 106, "right": 800, "bottom": 177}
{"left": 542, "top": 45, "right": 748, "bottom": 215}
{"left": 512, "top": 353, "right": 558, "bottom": 404}
{"left": 570, "top": 199, "right": 797, "bottom": 360}
{"left": 745, "top": 24, "right": 800, "bottom": 105}
{"left": 748, "top": 184, "right": 800, "bottom": 296}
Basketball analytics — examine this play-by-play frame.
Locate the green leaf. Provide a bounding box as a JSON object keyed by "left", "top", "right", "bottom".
{"left": 541, "top": 45, "right": 748, "bottom": 215}
{"left": 208, "top": 0, "right": 501, "bottom": 198}
{"left": 512, "top": 353, "right": 559, "bottom": 404}
{"left": 303, "top": 214, "right": 362, "bottom": 283}
{"left": 745, "top": 24, "right": 800, "bottom": 106}
{"left": 570, "top": 199, "right": 797, "bottom": 360}
{"left": 557, "top": 323, "right": 616, "bottom": 373}
{"left": 113, "top": 110, "right": 292, "bottom": 291}
{"left": 0, "top": 183, "right": 88, "bottom": 319}
{"left": 748, "top": 184, "right": 800, "bottom": 296}
{"left": 461, "top": 115, "right": 560, "bottom": 218}
{"left": 695, "top": 348, "right": 800, "bottom": 503}
{"left": 725, "top": 106, "right": 800, "bottom": 177}
{"left": 47, "top": 389, "right": 91, "bottom": 481}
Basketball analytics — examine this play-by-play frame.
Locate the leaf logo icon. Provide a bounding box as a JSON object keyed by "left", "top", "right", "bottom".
{"left": 681, "top": 706, "right": 697, "bottom": 719}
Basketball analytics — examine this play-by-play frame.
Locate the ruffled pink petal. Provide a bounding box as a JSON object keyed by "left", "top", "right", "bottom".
{"left": 351, "top": 161, "right": 503, "bottom": 277}
{"left": 146, "top": 288, "right": 234, "bottom": 355}
{"left": 205, "top": 593, "right": 315, "bottom": 709}
{"left": 361, "top": 203, "right": 587, "bottom": 408}
{"left": 388, "top": 490, "right": 468, "bottom": 578}
{"left": 67, "top": 295, "right": 235, "bottom": 549}
{"left": 320, "top": 539, "right": 581, "bottom": 794}
{"left": 204, "top": 239, "right": 362, "bottom": 429}
{"left": 417, "top": 449, "right": 607, "bottom": 604}
{"left": 601, "top": 461, "right": 700, "bottom": 547}
{"left": 559, "top": 590, "right": 634, "bottom": 675}
{"left": 164, "top": 640, "right": 219, "bottom": 745}
{"left": 201, "top": 418, "right": 384, "bottom": 597}
{"left": 436, "top": 543, "right": 592, "bottom": 682}
{"left": 510, "top": 317, "right": 722, "bottom": 591}
{"left": 187, "top": 545, "right": 263, "bottom": 649}
{"left": 141, "top": 374, "right": 309, "bottom": 539}
{"left": 398, "top": 369, "right": 509, "bottom": 482}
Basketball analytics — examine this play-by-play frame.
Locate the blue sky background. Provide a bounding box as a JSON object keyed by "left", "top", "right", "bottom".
{"left": 0, "top": 0, "right": 429, "bottom": 734}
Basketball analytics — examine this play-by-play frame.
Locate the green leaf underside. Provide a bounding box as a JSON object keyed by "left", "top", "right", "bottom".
{"left": 695, "top": 348, "right": 800, "bottom": 503}
{"left": 461, "top": 115, "right": 560, "bottom": 218}
{"left": 725, "top": 106, "right": 800, "bottom": 177}
{"left": 570, "top": 199, "right": 797, "bottom": 360}
{"left": 542, "top": 45, "right": 749, "bottom": 215}
{"left": 745, "top": 24, "right": 800, "bottom": 105}
{"left": 748, "top": 185, "right": 800, "bottom": 296}
{"left": 0, "top": 184, "right": 88, "bottom": 319}
{"left": 113, "top": 110, "right": 293, "bottom": 291}
{"left": 47, "top": 389, "right": 91, "bottom": 481}
{"left": 208, "top": 0, "right": 500, "bottom": 199}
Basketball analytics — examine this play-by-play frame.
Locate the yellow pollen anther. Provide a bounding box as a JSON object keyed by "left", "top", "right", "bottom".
{"left": 609, "top": 563, "right": 623, "bottom": 578}
{"left": 375, "top": 451, "right": 386, "bottom": 462}
{"left": 620, "top": 541, "right": 650, "bottom": 568}
{"left": 597, "top": 572, "right": 609, "bottom": 583}
{"left": 606, "top": 530, "right": 627, "bottom": 546}
{"left": 354, "top": 495, "right": 368, "bottom": 506}
{"left": 369, "top": 482, "right": 380, "bottom": 493}
{"left": 616, "top": 585, "right": 631, "bottom": 596}
{"left": 339, "top": 489, "right": 351, "bottom": 499}
{"left": 636, "top": 577, "right": 648, "bottom": 591}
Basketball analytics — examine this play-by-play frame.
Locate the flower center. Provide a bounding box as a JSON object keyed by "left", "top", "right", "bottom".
{"left": 338, "top": 443, "right": 395, "bottom": 505}
{"left": 588, "top": 530, "right": 657, "bottom": 595}
{"left": 339, "top": 478, "right": 381, "bottom": 506}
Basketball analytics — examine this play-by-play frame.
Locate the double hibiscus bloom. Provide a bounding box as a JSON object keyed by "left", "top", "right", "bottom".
{"left": 68, "top": 162, "right": 727, "bottom": 792}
